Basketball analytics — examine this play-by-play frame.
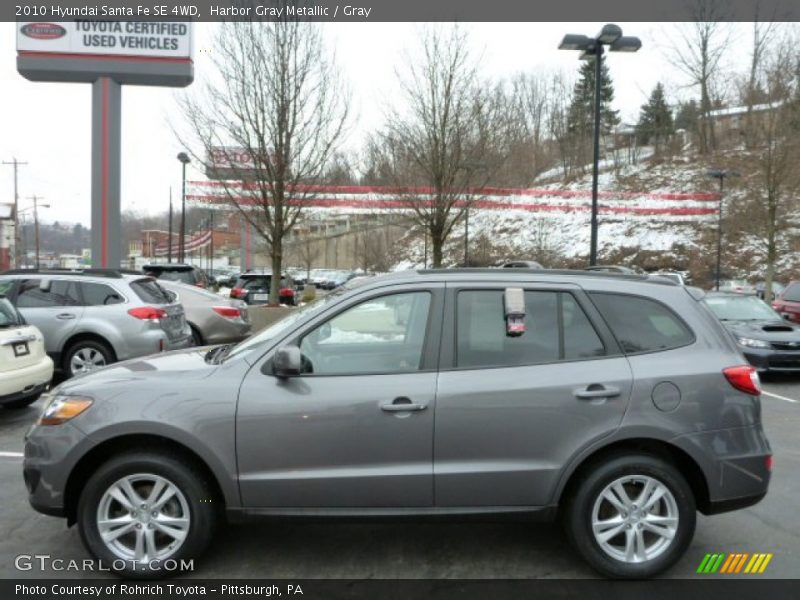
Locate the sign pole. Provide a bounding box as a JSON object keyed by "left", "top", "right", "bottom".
{"left": 91, "top": 76, "right": 122, "bottom": 268}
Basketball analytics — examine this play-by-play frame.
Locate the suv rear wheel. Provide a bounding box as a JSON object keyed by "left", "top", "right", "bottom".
{"left": 564, "top": 453, "right": 696, "bottom": 578}
{"left": 64, "top": 340, "right": 114, "bottom": 377}
{"left": 77, "top": 452, "right": 217, "bottom": 578}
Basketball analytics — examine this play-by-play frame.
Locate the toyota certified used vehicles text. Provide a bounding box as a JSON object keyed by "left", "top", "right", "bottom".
{"left": 0, "top": 269, "right": 193, "bottom": 377}
{"left": 705, "top": 292, "right": 800, "bottom": 372}
{"left": 0, "top": 294, "right": 53, "bottom": 409}
{"left": 23, "top": 270, "right": 771, "bottom": 579}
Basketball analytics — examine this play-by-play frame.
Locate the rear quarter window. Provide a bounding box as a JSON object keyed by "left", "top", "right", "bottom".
{"left": 589, "top": 292, "right": 694, "bottom": 354}
{"left": 130, "top": 279, "right": 173, "bottom": 304}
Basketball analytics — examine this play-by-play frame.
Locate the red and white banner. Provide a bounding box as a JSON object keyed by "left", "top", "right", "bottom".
{"left": 153, "top": 230, "right": 212, "bottom": 257}
{"left": 186, "top": 182, "right": 720, "bottom": 219}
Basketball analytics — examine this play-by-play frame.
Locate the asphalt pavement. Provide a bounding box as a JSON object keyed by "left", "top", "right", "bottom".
{"left": 0, "top": 376, "right": 797, "bottom": 579}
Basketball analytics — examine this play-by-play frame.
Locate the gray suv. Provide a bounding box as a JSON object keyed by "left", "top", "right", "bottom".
{"left": 23, "top": 269, "right": 771, "bottom": 578}
{"left": 0, "top": 269, "right": 193, "bottom": 377}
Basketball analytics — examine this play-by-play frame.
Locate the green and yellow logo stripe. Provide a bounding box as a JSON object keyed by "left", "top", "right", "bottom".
{"left": 697, "top": 552, "right": 773, "bottom": 574}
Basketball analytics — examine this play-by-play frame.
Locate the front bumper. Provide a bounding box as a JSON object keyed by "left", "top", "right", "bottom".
{"left": 0, "top": 355, "right": 53, "bottom": 403}
{"left": 741, "top": 346, "right": 800, "bottom": 371}
{"left": 24, "top": 420, "right": 93, "bottom": 519}
{"left": 672, "top": 422, "right": 772, "bottom": 515}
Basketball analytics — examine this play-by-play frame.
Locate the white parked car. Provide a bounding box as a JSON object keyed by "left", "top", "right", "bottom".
{"left": 0, "top": 295, "right": 53, "bottom": 409}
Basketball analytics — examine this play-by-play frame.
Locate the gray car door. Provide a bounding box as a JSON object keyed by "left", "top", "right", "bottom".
{"left": 14, "top": 278, "right": 84, "bottom": 356}
{"left": 434, "top": 283, "right": 633, "bottom": 507}
{"left": 236, "top": 285, "right": 444, "bottom": 509}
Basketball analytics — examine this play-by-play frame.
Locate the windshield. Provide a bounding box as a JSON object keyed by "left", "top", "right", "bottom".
{"left": 0, "top": 297, "right": 24, "bottom": 328}
{"left": 224, "top": 287, "right": 348, "bottom": 361}
{"left": 704, "top": 295, "right": 782, "bottom": 321}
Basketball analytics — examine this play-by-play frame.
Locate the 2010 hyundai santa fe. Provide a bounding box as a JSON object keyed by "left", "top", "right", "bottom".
{"left": 23, "top": 269, "right": 772, "bottom": 578}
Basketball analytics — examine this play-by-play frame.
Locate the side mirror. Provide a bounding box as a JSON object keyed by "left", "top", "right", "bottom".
{"left": 39, "top": 279, "right": 51, "bottom": 293}
{"left": 273, "top": 346, "right": 302, "bottom": 378}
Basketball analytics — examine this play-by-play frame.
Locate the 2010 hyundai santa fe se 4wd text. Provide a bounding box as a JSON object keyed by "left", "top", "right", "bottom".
{"left": 23, "top": 269, "right": 772, "bottom": 579}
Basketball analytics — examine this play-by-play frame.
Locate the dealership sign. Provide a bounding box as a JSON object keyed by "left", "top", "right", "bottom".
{"left": 16, "top": 21, "right": 194, "bottom": 268}
{"left": 17, "top": 21, "right": 193, "bottom": 85}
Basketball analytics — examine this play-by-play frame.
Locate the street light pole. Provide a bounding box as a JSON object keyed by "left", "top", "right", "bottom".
{"left": 2, "top": 158, "right": 27, "bottom": 268}
{"left": 589, "top": 43, "right": 604, "bottom": 267}
{"left": 559, "top": 25, "right": 641, "bottom": 266}
{"left": 707, "top": 169, "right": 738, "bottom": 291}
{"left": 464, "top": 206, "right": 470, "bottom": 266}
{"left": 168, "top": 187, "right": 173, "bottom": 264}
{"left": 177, "top": 152, "right": 190, "bottom": 263}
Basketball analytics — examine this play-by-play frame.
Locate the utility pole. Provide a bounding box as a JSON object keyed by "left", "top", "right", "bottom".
{"left": 209, "top": 210, "right": 214, "bottom": 274}
{"left": 168, "top": 187, "right": 173, "bottom": 264}
{"left": 28, "top": 195, "right": 47, "bottom": 269}
{"left": 3, "top": 157, "right": 27, "bottom": 268}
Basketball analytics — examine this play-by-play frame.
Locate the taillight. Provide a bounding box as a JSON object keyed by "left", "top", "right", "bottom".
{"left": 230, "top": 288, "right": 245, "bottom": 299}
{"left": 723, "top": 365, "right": 761, "bottom": 396}
{"left": 765, "top": 455, "right": 774, "bottom": 472}
{"left": 213, "top": 306, "right": 241, "bottom": 319}
{"left": 128, "top": 306, "right": 168, "bottom": 321}
{"left": 279, "top": 287, "right": 295, "bottom": 297}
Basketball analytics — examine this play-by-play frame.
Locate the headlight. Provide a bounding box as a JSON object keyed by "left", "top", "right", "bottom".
{"left": 38, "top": 395, "right": 93, "bottom": 426}
{"left": 736, "top": 337, "right": 771, "bottom": 349}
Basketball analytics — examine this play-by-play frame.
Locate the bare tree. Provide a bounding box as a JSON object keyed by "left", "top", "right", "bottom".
{"left": 294, "top": 234, "right": 320, "bottom": 282}
{"left": 178, "top": 19, "right": 349, "bottom": 304}
{"left": 375, "top": 26, "right": 510, "bottom": 267}
{"left": 667, "top": 0, "right": 731, "bottom": 154}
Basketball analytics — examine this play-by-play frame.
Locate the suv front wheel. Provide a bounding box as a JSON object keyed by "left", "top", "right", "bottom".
{"left": 77, "top": 452, "right": 217, "bottom": 578}
{"left": 564, "top": 453, "right": 696, "bottom": 578}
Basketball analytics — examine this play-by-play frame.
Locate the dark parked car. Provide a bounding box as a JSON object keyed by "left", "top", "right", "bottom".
{"left": 24, "top": 269, "right": 770, "bottom": 579}
{"left": 704, "top": 292, "right": 800, "bottom": 372}
{"left": 143, "top": 264, "right": 211, "bottom": 289}
{"left": 771, "top": 281, "right": 800, "bottom": 322}
{"left": 500, "top": 260, "right": 543, "bottom": 269}
{"left": 230, "top": 271, "right": 296, "bottom": 305}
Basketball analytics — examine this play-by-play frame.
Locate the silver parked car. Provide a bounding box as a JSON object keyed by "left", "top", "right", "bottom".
{"left": 24, "top": 269, "right": 771, "bottom": 579}
{"left": 0, "top": 269, "right": 193, "bottom": 377}
{"left": 158, "top": 280, "right": 251, "bottom": 346}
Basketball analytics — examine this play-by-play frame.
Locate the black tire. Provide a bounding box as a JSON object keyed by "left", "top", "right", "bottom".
{"left": 1, "top": 393, "right": 41, "bottom": 410}
{"left": 563, "top": 453, "right": 696, "bottom": 579}
{"left": 63, "top": 339, "right": 115, "bottom": 378}
{"left": 77, "top": 451, "right": 217, "bottom": 579}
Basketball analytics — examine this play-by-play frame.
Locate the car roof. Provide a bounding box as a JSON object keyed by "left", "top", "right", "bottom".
{"left": 143, "top": 264, "right": 195, "bottom": 271}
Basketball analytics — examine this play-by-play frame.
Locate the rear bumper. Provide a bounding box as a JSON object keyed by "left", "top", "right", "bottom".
{"left": 672, "top": 423, "right": 771, "bottom": 515}
{"left": 0, "top": 356, "right": 53, "bottom": 401}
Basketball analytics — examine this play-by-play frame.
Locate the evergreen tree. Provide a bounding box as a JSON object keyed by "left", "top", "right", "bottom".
{"left": 566, "top": 58, "right": 620, "bottom": 138}
{"left": 635, "top": 83, "right": 674, "bottom": 152}
{"left": 674, "top": 100, "right": 699, "bottom": 133}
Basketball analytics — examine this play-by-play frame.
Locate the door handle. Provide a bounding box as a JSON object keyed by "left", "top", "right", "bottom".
{"left": 56, "top": 313, "right": 76, "bottom": 320}
{"left": 381, "top": 397, "right": 428, "bottom": 412}
{"left": 574, "top": 385, "right": 621, "bottom": 400}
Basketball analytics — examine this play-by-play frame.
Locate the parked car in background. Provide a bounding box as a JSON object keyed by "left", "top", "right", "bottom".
{"left": 311, "top": 269, "right": 338, "bottom": 289}
{"left": 652, "top": 271, "right": 685, "bottom": 285}
{"left": 584, "top": 265, "right": 638, "bottom": 274}
{"left": 326, "top": 270, "right": 358, "bottom": 289}
{"left": 0, "top": 269, "right": 193, "bottom": 378}
{"left": 756, "top": 281, "right": 785, "bottom": 300}
{"left": 704, "top": 292, "right": 800, "bottom": 372}
{"left": 158, "top": 280, "right": 252, "bottom": 346}
{"left": 211, "top": 268, "right": 240, "bottom": 289}
{"left": 500, "top": 260, "right": 544, "bottom": 269}
{"left": 771, "top": 281, "right": 800, "bottom": 323}
{"left": 24, "top": 269, "right": 771, "bottom": 579}
{"left": 716, "top": 279, "right": 756, "bottom": 295}
{"left": 142, "top": 263, "right": 211, "bottom": 289}
{"left": 230, "top": 271, "right": 297, "bottom": 305}
{"left": 0, "top": 294, "right": 53, "bottom": 409}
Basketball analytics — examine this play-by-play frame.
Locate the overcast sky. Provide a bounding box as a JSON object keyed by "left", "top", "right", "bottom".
{"left": 0, "top": 21, "right": 755, "bottom": 227}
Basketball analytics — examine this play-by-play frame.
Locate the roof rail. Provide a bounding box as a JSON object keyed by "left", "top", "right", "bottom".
{"left": 416, "top": 267, "right": 678, "bottom": 286}
{"left": 0, "top": 268, "right": 127, "bottom": 279}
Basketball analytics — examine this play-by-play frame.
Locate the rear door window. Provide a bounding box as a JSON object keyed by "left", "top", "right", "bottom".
{"left": 455, "top": 290, "right": 605, "bottom": 369}
{"left": 589, "top": 293, "right": 694, "bottom": 354}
